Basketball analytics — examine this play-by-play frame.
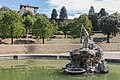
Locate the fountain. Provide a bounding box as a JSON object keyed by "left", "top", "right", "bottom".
{"left": 63, "top": 24, "right": 109, "bottom": 74}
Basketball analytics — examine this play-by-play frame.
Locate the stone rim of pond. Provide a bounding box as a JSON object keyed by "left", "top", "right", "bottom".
{"left": 0, "top": 53, "right": 120, "bottom": 63}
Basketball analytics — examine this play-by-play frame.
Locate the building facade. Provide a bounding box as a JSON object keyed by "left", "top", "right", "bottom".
{"left": 19, "top": 4, "right": 39, "bottom": 15}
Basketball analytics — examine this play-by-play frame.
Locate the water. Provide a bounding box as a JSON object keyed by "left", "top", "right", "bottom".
{"left": 0, "top": 59, "right": 119, "bottom": 80}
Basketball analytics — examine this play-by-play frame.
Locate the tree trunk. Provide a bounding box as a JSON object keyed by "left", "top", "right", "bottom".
{"left": 26, "top": 27, "right": 28, "bottom": 39}
{"left": 107, "top": 34, "right": 110, "bottom": 43}
{"left": 42, "top": 37, "right": 44, "bottom": 44}
{"left": 11, "top": 26, "right": 14, "bottom": 44}
{"left": 11, "top": 37, "right": 14, "bottom": 44}
{"left": 64, "top": 32, "right": 67, "bottom": 39}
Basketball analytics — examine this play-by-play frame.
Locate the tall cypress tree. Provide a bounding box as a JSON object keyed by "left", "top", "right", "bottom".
{"left": 99, "top": 8, "right": 107, "bottom": 17}
{"left": 88, "top": 6, "right": 99, "bottom": 31}
{"left": 59, "top": 6, "right": 68, "bottom": 20}
{"left": 89, "top": 6, "right": 95, "bottom": 15}
{"left": 51, "top": 9, "right": 58, "bottom": 20}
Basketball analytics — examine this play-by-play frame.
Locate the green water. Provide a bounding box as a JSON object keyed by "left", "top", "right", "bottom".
{"left": 0, "top": 59, "right": 120, "bottom": 80}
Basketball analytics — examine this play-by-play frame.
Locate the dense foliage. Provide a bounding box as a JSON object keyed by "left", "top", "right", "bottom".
{"left": 51, "top": 9, "right": 58, "bottom": 20}
{"left": 98, "top": 8, "right": 107, "bottom": 18}
{"left": 59, "top": 20, "right": 71, "bottom": 38}
{"left": 70, "top": 14, "right": 92, "bottom": 38}
{"left": 98, "top": 13, "right": 120, "bottom": 43}
{"left": 22, "top": 10, "right": 33, "bottom": 17}
{"left": 0, "top": 6, "right": 10, "bottom": 12}
{"left": 32, "top": 14, "right": 57, "bottom": 44}
{"left": 23, "top": 10, "right": 34, "bottom": 38}
{"left": 0, "top": 5, "right": 119, "bottom": 44}
{"left": 59, "top": 6, "right": 68, "bottom": 20}
{"left": 0, "top": 10, "right": 25, "bottom": 44}
{"left": 88, "top": 6, "right": 99, "bottom": 31}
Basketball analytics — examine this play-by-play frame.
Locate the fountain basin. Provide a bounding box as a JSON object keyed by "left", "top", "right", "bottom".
{"left": 64, "top": 68, "right": 86, "bottom": 74}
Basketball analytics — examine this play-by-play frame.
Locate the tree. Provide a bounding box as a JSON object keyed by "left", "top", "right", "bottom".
{"left": 0, "top": 6, "right": 10, "bottom": 12}
{"left": 99, "top": 13, "right": 120, "bottom": 43}
{"left": 89, "top": 6, "right": 95, "bottom": 15}
{"left": 23, "top": 15, "right": 34, "bottom": 38}
{"left": 98, "top": 8, "right": 107, "bottom": 18}
{"left": 35, "top": 13, "right": 48, "bottom": 19}
{"left": 60, "top": 20, "right": 71, "bottom": 38}
{"left": 88, "top": 6, "right": 99, "bottom": 31}
{"left": 22, "top": 10, "right": 33, "bottom": 17}
{"left": 51, "top": 20, "right": 58, "bottom": 34}
{"left": 59, "top": 6, "right": 68, "bottom": 20}
{"left": 51, "top": 9, "right": 58, "bottom": 20}
{"left": 23, "top": 10, "right": 34, "bottom": 38}
{"left": 32, "top": 14, "right": 56, "bottom": 44}
{"left": 70, "top": 14, "right": 92, "bottom": 38}
{"left": 0, "top": 10, "right": 25, "bottom": 44}
{"left": 113, "top": 12, "right": 120, "bottom": 27}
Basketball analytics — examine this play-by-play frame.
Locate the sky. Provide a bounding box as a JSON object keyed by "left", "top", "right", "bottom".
{"left": 0, "top": 0, "right": 120, "bottom": 19}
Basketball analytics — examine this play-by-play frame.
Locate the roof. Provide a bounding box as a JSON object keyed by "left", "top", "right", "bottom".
{"left": 20, "top": 4, "right": 39, "bottom": 9}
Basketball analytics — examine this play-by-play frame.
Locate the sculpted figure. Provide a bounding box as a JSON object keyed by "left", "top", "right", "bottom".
{"left": 81, "top": 24, "right": 89, "bottom": 48}
{"left": 64, "top": 24, "right": 108, "bottom": 74}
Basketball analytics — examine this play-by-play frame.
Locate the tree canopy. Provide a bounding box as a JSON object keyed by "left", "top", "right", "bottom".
{"left": 23, "top": 10, "right": 34, "bottom": 38}
{"left": 99, "top": 13, "right": 120, "bottom": 43}
{"left": 59, "top": 6, "right": 68, "bottom": 20}
{"left": 32, "top": 14, "right": 57, "bottom": 44}
{"left": 98, "top": 8, "right": 107, "bottom": 18}
{"left": 70, "top": 14, "right": 92, "bottom": 38}
{"left": 88, "top": 6, "right": 99, "bottom": 31}
{"left": 59, "top": 20, "right": 71, "bottom": 38}
{"left": 51, "top": 9, "right": 58, "bottom": 20}
{"left": 89, "top": 6, "right": 95, "bottom": 15}
{"left": 0, "top": 6, "right": 10, "bottom": 12}
{"left": 0, "top": 10, "right": 25, "bottom": 44}
{"left": 50, "top": 20, "right": 58, "bottom": 34}
{"left": 22, "top": 10, "right": 33, "bottom": 17}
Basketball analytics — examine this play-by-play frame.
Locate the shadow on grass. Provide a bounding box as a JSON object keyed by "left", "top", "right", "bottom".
{"left": 93, "top": 37, "right": 112, "bottom": 43}
{"left": 14, "top": 40, "right": 36, "bottom": 44}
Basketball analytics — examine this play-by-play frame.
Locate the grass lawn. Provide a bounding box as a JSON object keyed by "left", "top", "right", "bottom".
{"left": 1, "top": 34, "right": 120, "bottom": 53}
{"left": 0, "top": 59, "right": 120, "bottom": 80}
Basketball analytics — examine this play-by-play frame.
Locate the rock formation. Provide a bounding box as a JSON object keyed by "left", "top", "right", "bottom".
{"left": 63, "top": 24, "right": 109, "bottom": 74}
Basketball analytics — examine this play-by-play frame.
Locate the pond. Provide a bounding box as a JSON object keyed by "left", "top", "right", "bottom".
{"left": 0, "top": 59, "right": 119, "bottom": 80}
